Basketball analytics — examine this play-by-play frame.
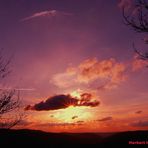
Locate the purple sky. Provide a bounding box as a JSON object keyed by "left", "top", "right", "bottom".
{"left": 0, "top": 0, "right": 148, "bottom": 132}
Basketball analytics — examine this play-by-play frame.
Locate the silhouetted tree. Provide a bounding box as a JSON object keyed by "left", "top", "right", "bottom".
{"left": 0, "top": 50, "right": 22, "bottom": 129}
{"left": 123, "top": 0, "right": 148, "bottom": 60}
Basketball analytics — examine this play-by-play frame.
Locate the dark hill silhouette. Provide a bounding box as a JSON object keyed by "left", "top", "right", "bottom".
{"left": 0, "top": 129, "right": 148, "bottom": 146}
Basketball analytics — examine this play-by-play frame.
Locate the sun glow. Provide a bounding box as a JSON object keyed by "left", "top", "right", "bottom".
{"left": 70, "top": 90, "right": 81, "bottom": 98}
{"left": 55, "top": 105, "right": 91, "bottom": 123}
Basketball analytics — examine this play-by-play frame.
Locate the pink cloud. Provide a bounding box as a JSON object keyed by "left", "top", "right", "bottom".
{"left": 52, "top": 58, "right": 127, "bottom": 89}
{"left": 78, "top": 58, "right": 126, "bottom": 85}
{"left": 132, "top": 55, "right": 148, "bottom": 71}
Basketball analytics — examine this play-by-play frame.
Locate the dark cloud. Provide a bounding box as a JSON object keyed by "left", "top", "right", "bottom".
{"left": 130, "top": 120, "right": 148, "bottom": 127}
{"left": 72, "top": 116, "right": 78, "bottom": 120}
{"left": 25, "top": 93, "right": 100, "bottom": 111}
{"left": 77, "top": 121, "right": 84, "bottom": 123}
{"left": 25, "top": 94, "right": 77, "bottom": 111}
{"left": 97, "top": 116, "right": 113, "bottom": 122}
{"left": 135, "top": 110, "right": 142, "bottom": 114}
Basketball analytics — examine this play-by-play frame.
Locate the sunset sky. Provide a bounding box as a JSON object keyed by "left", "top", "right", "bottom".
{"left": 0, "top": 0, "right": 148, "bottom": 132}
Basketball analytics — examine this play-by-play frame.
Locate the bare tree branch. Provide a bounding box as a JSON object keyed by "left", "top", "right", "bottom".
{"left": 0, "top": 49, "right": 12, "bottom": 79}
{"left": 0, "top": 90, "right": 20, "bottom": 115}
{"left": 122, "top": 0, "right": 148, "bottom": 60}
{"left": 123, "top": 2, "right": 148, "bottom": 33}
{"left": 0, "top": 49, "right": 23, "bottom": 129}
{"left": 133, "top": 43, "right": 148, "bottom": 60}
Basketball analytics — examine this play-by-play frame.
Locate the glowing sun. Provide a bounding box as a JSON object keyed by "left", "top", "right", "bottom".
{"left": 54, "top": 105, "right": 91, "bottom": 123}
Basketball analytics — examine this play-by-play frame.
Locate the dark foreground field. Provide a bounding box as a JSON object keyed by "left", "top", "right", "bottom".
{"left": 0, "top": 129, "right": 148, "bottom": 147}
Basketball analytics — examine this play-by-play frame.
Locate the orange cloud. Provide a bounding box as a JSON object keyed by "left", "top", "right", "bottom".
{"left": 52, "top": 58, "right": 127, "bottom": 89}
{"left": 78, "top": 58, "right": 126, "bottom": 85}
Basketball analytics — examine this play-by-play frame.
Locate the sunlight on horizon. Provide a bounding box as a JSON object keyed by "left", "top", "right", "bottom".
{"left": 54, "top": 105, "right": 91, "bottom": 123}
